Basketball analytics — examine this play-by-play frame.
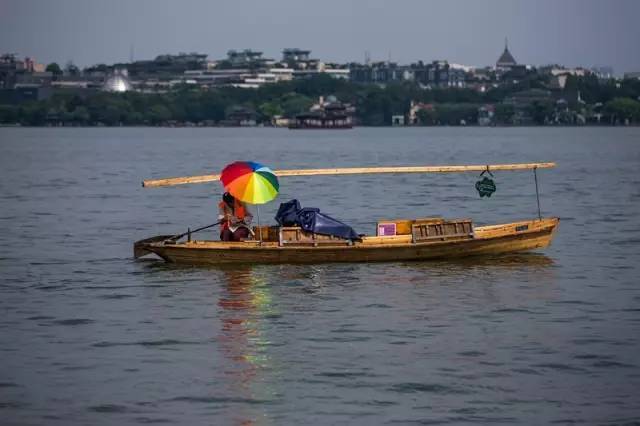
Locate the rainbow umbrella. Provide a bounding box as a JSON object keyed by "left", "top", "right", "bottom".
{"left": 220, "top": 161, "right": 279, "bottom": 242}
{"left": 220, "top": 161, "right": 279, "bottom": 204}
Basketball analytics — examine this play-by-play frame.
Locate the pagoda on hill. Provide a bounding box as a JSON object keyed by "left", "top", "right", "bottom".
{"left": 496, "top": 38, "right": 517, "bottom": 71}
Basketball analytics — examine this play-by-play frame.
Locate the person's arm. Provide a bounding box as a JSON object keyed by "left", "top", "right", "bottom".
{"left": 218, "top": 204, "right": 229, "bottom": 222}
{"left": 243, "top": 205, "right": 253, "bottom": 224}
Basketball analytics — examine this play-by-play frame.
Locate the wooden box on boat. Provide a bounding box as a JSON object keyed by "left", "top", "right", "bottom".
{"left": 253, "top": 225, "right": 353, "bottom": 246}
{"left": 376, "top": 217, "right": 472, "bottom": 240}
{"left": 252, "top": 225, "right": 279, "bottom": 242}
{"left": 279, "top": 227, "right": 351, "bottom": 246}
{"left": 412, "top": 218, "right": 474, "bottom": 242}
{"left": 377, "top": 217, "right": 444, "bottom": 235}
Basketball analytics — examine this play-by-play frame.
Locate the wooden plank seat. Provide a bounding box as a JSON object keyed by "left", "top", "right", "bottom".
{"left": 412, "top": 218, "right": 474, "bottom": 243}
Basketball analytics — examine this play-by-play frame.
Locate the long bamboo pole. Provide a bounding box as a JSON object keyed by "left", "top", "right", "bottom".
{"left": 142, "top": 162, "right": 556, "bottom": 188}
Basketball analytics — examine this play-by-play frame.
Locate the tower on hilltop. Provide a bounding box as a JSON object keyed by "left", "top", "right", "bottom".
{"left": 496, "top": 38, "right": 517, "bottom": 70}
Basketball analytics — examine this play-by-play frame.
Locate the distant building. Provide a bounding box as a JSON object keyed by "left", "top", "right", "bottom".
{"left": 293, "top": 62, "right": 349, "bottom": 80}
{"left": 15, "top": 71, "right": 53, "bottom": 87}
{"left": 233, "top": 72, "right": 280, "bottom": 89}
{"left": 51, "top": 80, "right": 90, "bottom": 89}
{"left": 548, "top": 67, "right": 589, "bottom": 77}
{"left": 282, "top": 48, "right": 311, "bottom": 63}
{"left": 624, "top": 71, "right": 640, "bottom": 80}
{"left": 426, "top": 60, "right": 466, "bottom": 88}
{"left": 103, "top": 68, "right": 132, "bottom": 92}
{"left": 267, "top": 68, "right": 293, "bottom": 81}
{"left": 494, "top": 39, "right": 530, "bottom": 82}
{"left": 351, "top": 60, "right": 467, "bottom": 87}
{"left": 549, "top": 74, "right": 570, "bottom": 90}
{"left": 477, "top": 105, "right": 495, "bottom": 126}
{"left": 392, "top": 115, "right": 405, "bottom": 126}
{"left": 465, "top": 67, "right": 496, "bottom": 92}
{"left": 0, "top": 54, "right": 22, "bottom": 88}
{"left": 226, "top": 49, "right": 273, "bottom": 68}
{"left": 496, "top": 39, "right": 518, "bottom": 71}
{"left": 319, "top": 67, "right": 350, "bottom": 79}
{"left": 409, "top": 101, "right": 435, "bottom": 124}
{"left": 22, "top": 57, "right": 45, "bottom": 73}
{"left": 290, "top": 96, "right": 354, "bottom": 129}
{"left": 184, "top": 69, "right": 249, "bottom": 87}
{"left": 122, "top": 53, "right": 208, "bottom": 77}
{"left": 273, "top": 116, "right": 291, "bottom": 127}
{"left": 545, "top": 67, "right": 591, "bottom": 89}
{"left": 591, "top": 66, "right": 614, "bottom": 79}
{"left": 350, "top": 61, "right": 403, "bottom": 84}
{"left": 281, "top": 48, "right": 319, "bottom": 70}
{"left": 221, "top": 106, "right": 257, "bottom": 127}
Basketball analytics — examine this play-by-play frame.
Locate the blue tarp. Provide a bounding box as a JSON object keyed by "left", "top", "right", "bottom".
{"left": 275, "top": 199, "right": 360, "bottom": 241}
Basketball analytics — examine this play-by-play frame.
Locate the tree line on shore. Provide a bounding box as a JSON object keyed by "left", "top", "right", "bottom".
{"left": 1, "top": 73, "right": 640, "bottom": 126}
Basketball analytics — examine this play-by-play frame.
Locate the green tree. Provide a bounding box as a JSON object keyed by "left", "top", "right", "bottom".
{"left": 19, "top": 102, "right": 47, "bottom": 125}
{"left": 0, "top": 105, "right": 19, "bottom": 123}
{"left": 65, "top": 61, "right": 80, "bottom": 76}
{"left": 494, "top": 104, "right": 515, "bottom": 124}
{"left": 416, "top": 108, "right": 437, "bottom": 125}
{"left": 527, "top": 101, "right": 555, "bottom": 125}
{"left": 357, "top": 90, "right": 393, "bottom": 125}
{"left": 84, "top": 63, "right": 109, "bottom": 73}
{"left": 85, "top": 94, "right": 132, "bottom": 125}
{"left": 280, "top": 93, "right": 314, "bottom": 117}
{"left": 258, "top": 102, "right": 284, "bottom": 122}
{"left": 435, "top": 103, "right": 479, "bottom": 125}
{"left": 45, "top": 63, "right": 63, "bottom": 75}
{"left": 71, "top": 106, "right": 90, "bottom": 124}
{"left": 148, "top": 104, "right": 172, "bottom": 124}
{"left": 605, "top": 97, "right": 640, "bottom": 123}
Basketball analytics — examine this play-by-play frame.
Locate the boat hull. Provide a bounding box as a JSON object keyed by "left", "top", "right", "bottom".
{"left": 138, "top": 218, "right": 558, "bottom": 265}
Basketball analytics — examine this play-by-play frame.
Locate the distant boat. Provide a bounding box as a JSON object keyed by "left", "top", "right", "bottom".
{"left": 135, "top": 162, "right": 559, "bottom": 265}
{"left": 288, "top": 111, "right": 353, "bottom": 129}
{"left": 289, "top": 96, "right": 353, "bottom": 129}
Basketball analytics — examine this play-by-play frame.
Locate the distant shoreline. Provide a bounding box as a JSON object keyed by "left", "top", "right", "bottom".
{"left": 1, "top": 124, "right": 637, "bottom": 129}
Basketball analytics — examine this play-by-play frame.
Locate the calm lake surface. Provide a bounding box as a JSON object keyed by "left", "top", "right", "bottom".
{"left": 1, "top": 127, "right": 640, "bottom": 425}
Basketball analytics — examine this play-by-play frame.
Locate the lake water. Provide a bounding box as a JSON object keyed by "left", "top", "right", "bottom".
{"left": 1, "top": 127, "right": 639, "bottom": 425}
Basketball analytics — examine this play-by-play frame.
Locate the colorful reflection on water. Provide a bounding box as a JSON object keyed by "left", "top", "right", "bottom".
{"left": 217, "top": 267, "right": 277, "bottom": 424}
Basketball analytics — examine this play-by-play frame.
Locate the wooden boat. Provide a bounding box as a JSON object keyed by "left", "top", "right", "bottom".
{"left": 135, "top": 163, "right": 558, "bottom": 265}
{"left": 135, "top": 217, "right": 558, "bottom": 265}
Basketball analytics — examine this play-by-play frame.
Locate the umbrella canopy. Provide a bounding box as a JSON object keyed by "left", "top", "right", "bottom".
{"left": 220, "top": 161, "right": 279, "bottom": 204}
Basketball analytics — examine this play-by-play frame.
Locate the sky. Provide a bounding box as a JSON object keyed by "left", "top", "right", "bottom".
{"left": 1, "top": 0, "right": 639, "bottom": 73}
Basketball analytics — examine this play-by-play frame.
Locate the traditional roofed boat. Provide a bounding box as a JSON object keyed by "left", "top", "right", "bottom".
{"left": 135, "top": 163, "right": 559, "bottom": 265}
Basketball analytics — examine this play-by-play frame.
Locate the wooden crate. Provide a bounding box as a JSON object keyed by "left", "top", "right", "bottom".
{"left": 412, "top": 219, "right": 474, "bottom": 242}
{"left": 252, "top": 226, "right": 279, "bottom": 242}
{"left": 377, "top": 217, "right": 443, "bottom": 236}
{"left": 279, "top": 227, "right": 350, "bottom": 246}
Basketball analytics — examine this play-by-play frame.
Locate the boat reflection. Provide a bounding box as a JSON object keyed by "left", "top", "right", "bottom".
{"left": 401, "top": 253, "right": 556, "bottom": 282}
{"left": 410, "top": 253, "right": 556, "bottom": 269}
{"left": 216, "top": 266, "right": 275, "bottom": 424}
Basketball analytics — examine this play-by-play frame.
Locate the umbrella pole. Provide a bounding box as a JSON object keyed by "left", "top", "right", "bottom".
{"left": 257, "top": 205, "right": 263, "bottom": 244}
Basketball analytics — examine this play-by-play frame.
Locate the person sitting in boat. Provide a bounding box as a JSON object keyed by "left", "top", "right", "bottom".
{"left": 218, "top": 192, "right": 253, "bottom": 241}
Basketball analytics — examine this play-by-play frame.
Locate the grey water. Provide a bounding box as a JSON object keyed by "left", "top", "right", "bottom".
{"left": 1, "top": 127, "right": 639, "bottom": 425}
